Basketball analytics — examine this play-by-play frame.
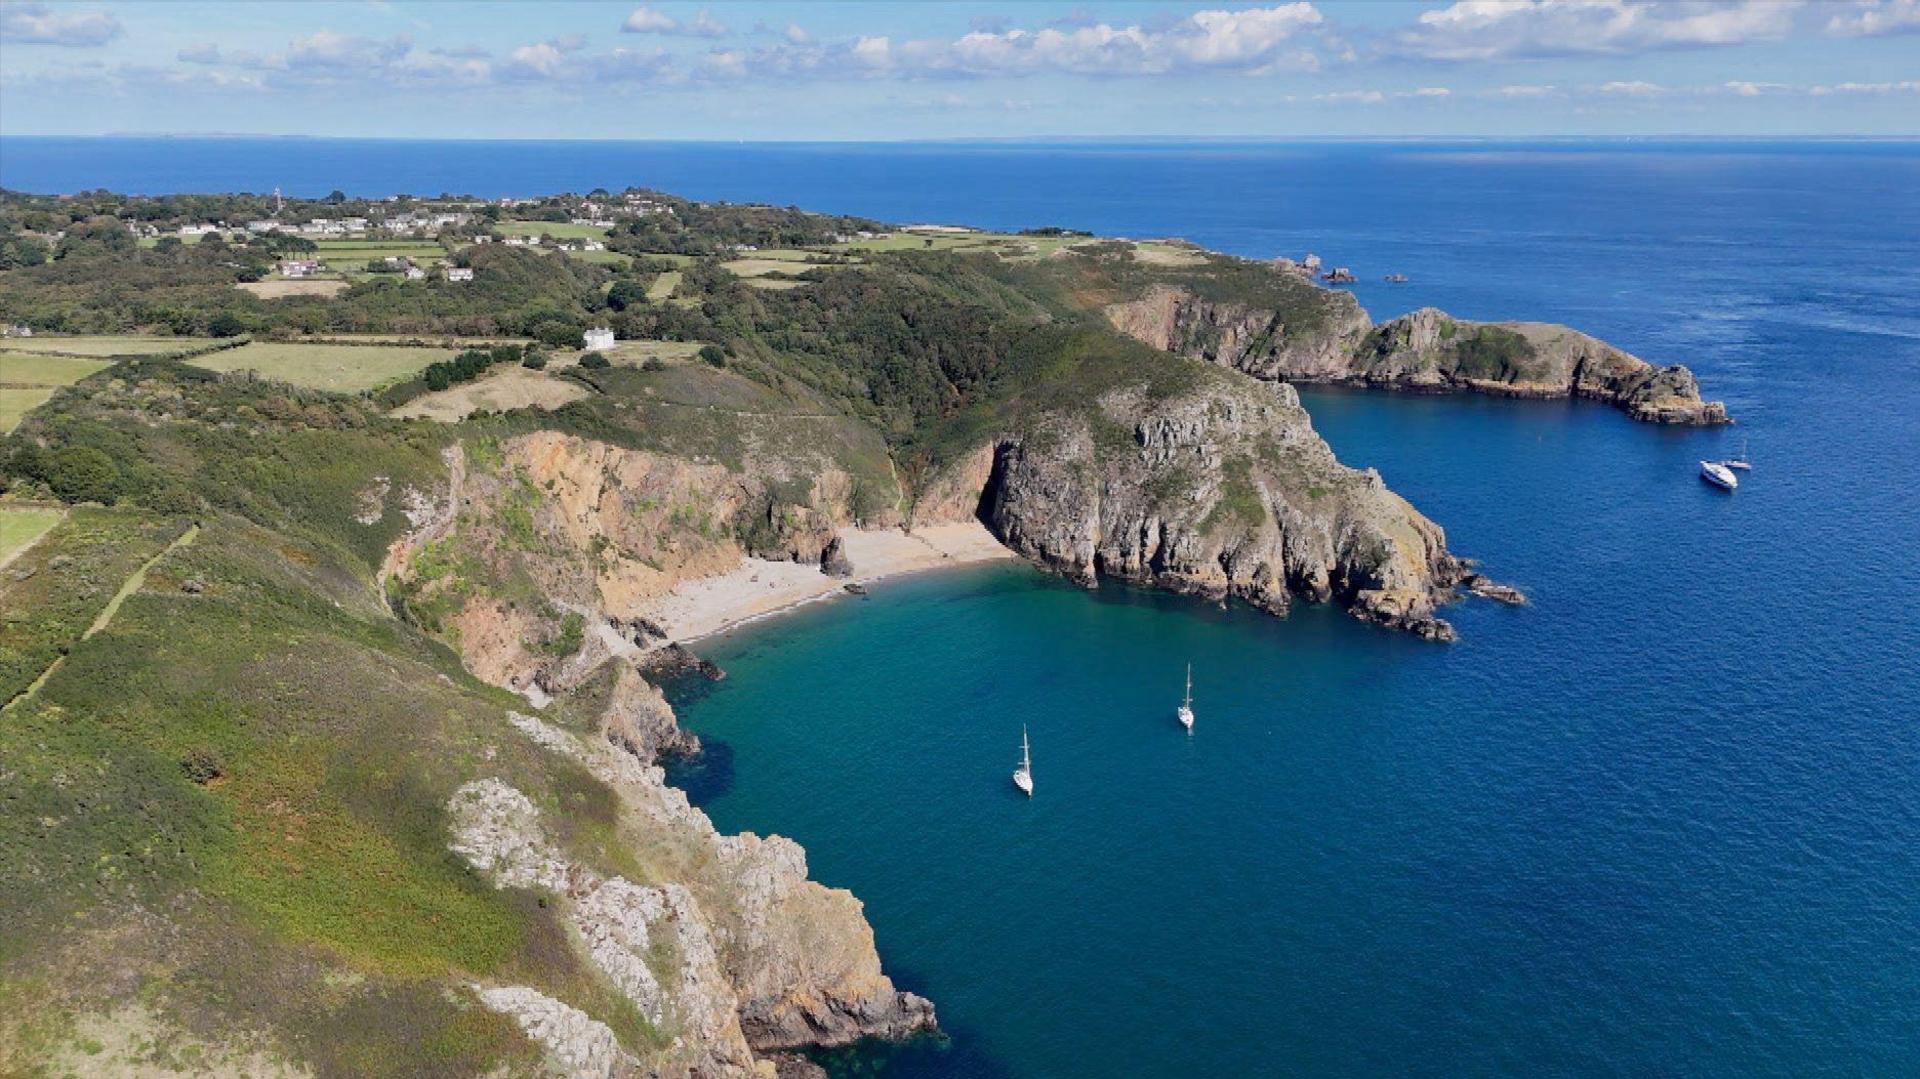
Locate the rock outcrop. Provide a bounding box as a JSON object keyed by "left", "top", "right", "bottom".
{"left": 457, "top": 711, "right": 935, "bottom": 1078}
{"left": 1108, "top": 286, "right": 1729, "bottom": 425}
{"left": 925, "top": 374, "right": 1469, "bottom": 640}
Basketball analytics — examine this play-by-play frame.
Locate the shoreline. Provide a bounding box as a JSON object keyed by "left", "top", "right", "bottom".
{"left": 639, "top": 521, "right": 1016, "bottom": 647}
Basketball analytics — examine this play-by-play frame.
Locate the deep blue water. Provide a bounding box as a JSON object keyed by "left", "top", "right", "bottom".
{"left": 10, "top": 139, "right": 1918, "bottom": 1075}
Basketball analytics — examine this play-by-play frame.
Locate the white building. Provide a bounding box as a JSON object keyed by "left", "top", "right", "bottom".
{"left": 583, "top": 327, "right": 616, "bottom": 352}
{"left": 446, "top": 267, "right": 474, "bottom": 282}
{"left": 404, "top": 265, "right": 427, "bottom": 281}
{"left": 278, "top": 259, "right": 322, "bottom": 278}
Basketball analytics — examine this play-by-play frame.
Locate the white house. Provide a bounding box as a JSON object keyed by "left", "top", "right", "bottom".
{"left": 446, "top": 267, "right": 475, "bottom": 282}
{"left": 583, "top": 327, "right": 616, "bottom": 352}
{"left": 581, "top": 240, "right": 606, "bottom": 252}
{"left": 179, "top": 223, "right": 219, "bottom": 238}
{"left": 404, "top": 265, "right": 427, "bottom": 281}
{"left": 278, "top": 258, "right": 322, "bottom": 278}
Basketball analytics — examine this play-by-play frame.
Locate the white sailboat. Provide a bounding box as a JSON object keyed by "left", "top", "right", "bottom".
{"left": 1177, "top": 663, "right": 1195, "bottom": 731}
{"left": 1012, "top": 726, "right": 1033, "bottom": 796}
{"left": 1722, "top": 437, "right": 1752, "bottom": 471}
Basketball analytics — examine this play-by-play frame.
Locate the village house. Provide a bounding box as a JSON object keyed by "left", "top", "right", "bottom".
{"left": 446, "top": 267, "right": 475, "bottom": 282}
{"left": 178, "top": 223, "right": 220, "bottom": 238}
{"left": 277, "top": 258, "right": 322, "bottom": 278}
{"left": 581, "top": 239, "right": 606, "bottom": 252}
{"left": 582, "top": 327, "right": 616, "bottom": 352}
{"left": 5, "top": 324, "right": 34, "bottom": 338}
{"left": 502, "top": 234, "right": 531, "bottom": 247}
{"left": 404, "top": 265, "right": 427, "bottom": 281}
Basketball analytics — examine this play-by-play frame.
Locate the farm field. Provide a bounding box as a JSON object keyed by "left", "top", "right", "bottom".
{"left": 0, "top": 335, "right": 212, "bottom": 357}
{"left": 0, "top": 507, "right": 66, "bottom": 567}
{"left": 497, "top": 219, "right": 612, "bottom": 240}
{"left": 293, "top": 333, "right": 534, "bottom": 349}
{"left": 560, "top": 249, "right": 632, "bottom": 267}
{"left": 721, "top": 258, "right": 839, "bottom": 278}
{"left": 189, "top": 340, "right": 455, "bottom": 392}
{"left": 0, "top": 352, "right": 114, "bottom": 433}
{"left": 645, "top": 271, "right": 682, "bottom": 301}
{"left": 238, "top": 279, "right": 351, "bottom": 298}
{"left": 390, "top": 364, "right": 589, "bottom": 422}
{"left": 566, "top": 339, "right": 706, "bottom": 368}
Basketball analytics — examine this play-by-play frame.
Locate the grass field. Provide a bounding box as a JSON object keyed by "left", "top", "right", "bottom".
{"left": 497, "top": 219, "right": 611, "bottom": 240}
{"left": 189, "top": 341, "right": 456, "bottom": 393}
{"left": 565, "top": 339, "right": 706, "bottom": 369}
{"left": 0, "top": 507, "right": 64, "bottom": 566}
{"left": 0, "top": 352, "right": 115, "bottom": 433}
{"left": 560, "top": 249, "right": 632, "bottom": 267}
{"left": 645, "top": 270, "right": 682, "bottom": 301}
{"left": 721, "top": 258, "right": 840, "bottom": 279}
{"left": 313, "top": 240, "right": 449, "bottom": 258}
{"left": 0, "top": 335, "right": 212, "bottom": 357}
{"left": 390, "top": 364, "right": 589, "bottom": 422}
{"left": 237, "top": 279, "right": 351, "bottom": 299}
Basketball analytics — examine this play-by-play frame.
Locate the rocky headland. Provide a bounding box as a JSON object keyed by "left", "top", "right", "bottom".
{"left": 1107, "top": 284, "right": 1730, "bottom": 425}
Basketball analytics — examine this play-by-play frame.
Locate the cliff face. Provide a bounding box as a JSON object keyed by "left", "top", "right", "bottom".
{"left": 924, "top": 375, "right": 1467, "bottom": 640}
{"left": 1107, "top": 282, "right": 1372, "bottom": 381}
{"left": 380, "top": 435, "right": 934, "bottom": 1076}
{"left": 1107, "top": 285, "right": 1729, "bottom": 425}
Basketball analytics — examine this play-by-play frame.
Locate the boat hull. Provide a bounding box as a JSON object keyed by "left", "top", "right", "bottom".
{"left": 1699, "top": 461, "right": 1738, "bottom": 491}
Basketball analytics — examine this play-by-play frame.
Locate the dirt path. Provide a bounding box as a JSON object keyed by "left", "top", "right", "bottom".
{"left": 377, "top": 441, "right": 466, "bottom": 605}
{"left": 4, "top": 521, "right": 200, "bottom": 713}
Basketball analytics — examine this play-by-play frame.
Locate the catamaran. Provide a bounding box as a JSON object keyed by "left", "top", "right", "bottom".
{"left": 1699, "top": 459, "right": 1738, "bottom": 491}
{"left": 1177, "top": 663, "right": 1195, "bottom": 731}
{"left": 1012, "top": 726, "right": 1033, "bottom": 796}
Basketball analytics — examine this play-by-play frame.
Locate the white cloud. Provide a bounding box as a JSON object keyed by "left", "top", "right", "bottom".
{"left": 819, "top": 4, "right": 1327, "bottom": 78}
{"left": 1809, "top": 79, "right": 1920, "bottom": 94}
{"left": 621, "top": 6, "right": 728, "bottom": 38}
{"left": 0, "top": 2, "right": 122, "bottom": 46}
{"left": 1495, "top": 83, "right": 1560, "bottom": 97}
{"left": 1600, "top": 79, "right": 1666, "bottom": 95}
{"left": 1824, "top": 0, "right": 1920, "bottom": 36}
{"left": 1400, "top": 0, "right": 1800, "bottom": 61}
{"left": 784, "top": 23, "right": 812, "bottom": 45}
{"left": 287, "top": 30, "right": 413, "bottom": 70}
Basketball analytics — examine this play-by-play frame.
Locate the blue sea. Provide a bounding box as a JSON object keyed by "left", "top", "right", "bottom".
{"left": 8, "top": 139, "right": 1919, "bottom": 1076}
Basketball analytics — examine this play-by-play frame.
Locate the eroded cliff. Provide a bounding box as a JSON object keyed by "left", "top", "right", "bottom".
{"left": 915, "top": 338, "right": 1470, "bottom": 640}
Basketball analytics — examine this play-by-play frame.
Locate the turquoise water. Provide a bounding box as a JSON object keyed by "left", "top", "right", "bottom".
{"left": 654, "top": 145, "right": 1920, "bottom": 1076}
{"left": 9, "top": 137, "right": 1917, "bottom": 1075}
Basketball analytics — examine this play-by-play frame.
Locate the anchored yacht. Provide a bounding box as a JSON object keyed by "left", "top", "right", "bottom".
{"left": 1177, "top": 664, "right": 1195, "bottom": 732}
{"left": 1700, "top": 459, "right": 1738, "bottom": 491}
{"left": 1012, "top": 726, "right": 1033, "bottom": 796}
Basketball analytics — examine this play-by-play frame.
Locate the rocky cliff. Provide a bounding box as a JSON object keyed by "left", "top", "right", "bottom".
{"left": 919, "top": 366, "right": 1469, "bottom": 640}
{"left": 379, "top": 435, "right": 935, "bottom": 1076}
{"left": 1108, "top": 285, "right": 1729, "bottom": 425}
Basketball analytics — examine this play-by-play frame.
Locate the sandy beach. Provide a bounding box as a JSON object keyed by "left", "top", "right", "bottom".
{"left": 639, "top": 521, "right": 1015, "bottom": 644}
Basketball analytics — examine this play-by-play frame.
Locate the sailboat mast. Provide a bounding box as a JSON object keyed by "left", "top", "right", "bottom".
{"left": 1184, "top": 663, "right": 1192, "bottom": 708}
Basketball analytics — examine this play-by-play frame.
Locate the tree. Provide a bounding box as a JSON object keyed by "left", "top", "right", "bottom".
{"left": 45, "top": 446, "right": 121, "bottom": 504}
{"left": 54, "top": 216, "right": 135, "bottom": 259}
{"left": 207, "top": 312, "right": 249, "bottom": 338}
{"left": 606, "top": 279, "right": 649, "bottom": 312}
{"left": 698, "top": 344, "right": 726, "bottom": 367}
{"left": 0, "top": 231, "right": 50, "bottom": 269}
{"left": 325, "top": 189, "right": 347, "bottom": 204}
{"left": 578, "top": 351, "right": 610, "bottom": 370}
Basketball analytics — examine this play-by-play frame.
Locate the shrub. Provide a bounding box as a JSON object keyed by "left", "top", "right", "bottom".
{"left": 45, "top": 445, "right": 121, "bottom": 504}
{"left": 181, "top": 747, "right": 225, "bottom": 785}
{"left": 698, "top": 344, "right": 726, "bottom": 367}
{"left": 578, "top": 351, "right": 610, "bottom": 370}
{"left": 521, "top": 353, "right": 548, "bottom": 370}
{"left": 208, "top": 312, "right": 250, "bottom": 338}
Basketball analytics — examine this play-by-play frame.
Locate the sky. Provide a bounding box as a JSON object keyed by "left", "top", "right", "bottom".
{"left": 1, "top": 0, "right": 1916, "bottom": 139}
